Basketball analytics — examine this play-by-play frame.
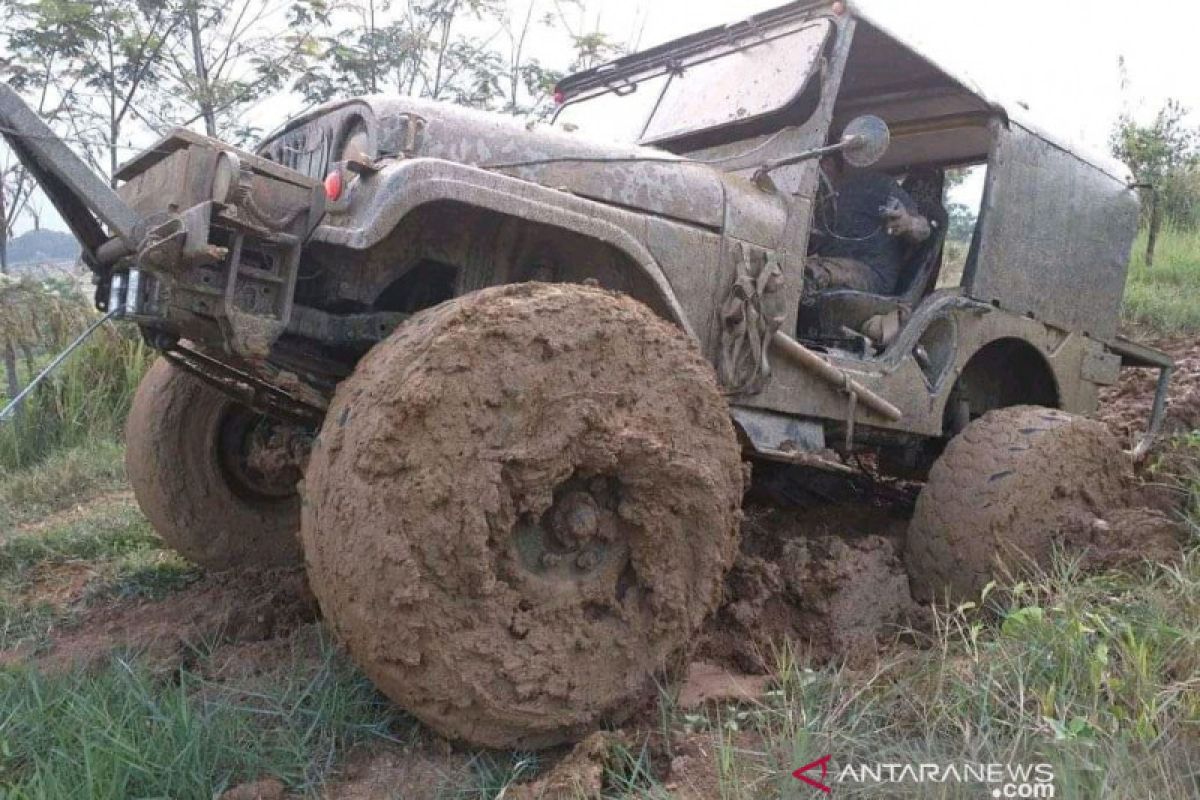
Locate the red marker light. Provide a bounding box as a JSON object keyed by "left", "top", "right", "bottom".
{"left": 324, "top": 170, "right": 342, "bottom": 201}
{"left": 553, "top": 88, "right": 565, "bottom": 105}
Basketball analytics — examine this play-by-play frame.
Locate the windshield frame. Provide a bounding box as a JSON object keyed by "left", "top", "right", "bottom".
{"left": 553, "top": 16, "right": 834, "bottom": 146}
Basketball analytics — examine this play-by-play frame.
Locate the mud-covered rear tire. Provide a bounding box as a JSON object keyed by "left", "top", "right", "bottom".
{"left": 301, "top": 283, "right": 744, "bottom": 749}
{"left": 126, "top": 359, "right": 304, "bottom": 571}
{"left": 905, "top": 405, "right": 1128, "bottom": 603}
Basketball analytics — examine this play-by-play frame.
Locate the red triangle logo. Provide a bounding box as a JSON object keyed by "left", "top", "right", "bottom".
{"left": 792, "top": 754, "right": 833, "bottom": 793}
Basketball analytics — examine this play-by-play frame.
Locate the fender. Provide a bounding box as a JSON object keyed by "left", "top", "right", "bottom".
{"left": 310, "top": 158, "right": 696, "bottom": 337}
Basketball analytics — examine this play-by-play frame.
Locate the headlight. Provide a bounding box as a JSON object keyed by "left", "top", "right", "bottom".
{"left": 339, "top": 122, "right": 371, "bottom": 162}
{"left": 211, "top": 151, "right": 242, "bottom": 204}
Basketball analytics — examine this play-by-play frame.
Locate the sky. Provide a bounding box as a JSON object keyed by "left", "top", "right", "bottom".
{"left": 7, "top": 0, "right": 1199, "bottom": 235}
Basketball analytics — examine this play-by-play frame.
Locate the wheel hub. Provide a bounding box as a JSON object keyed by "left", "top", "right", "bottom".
{"left": 516, "top": 478, "right": 623, "bottom": 579}
{"left": 218, "top": 409, "right": 312, "bottom": 501}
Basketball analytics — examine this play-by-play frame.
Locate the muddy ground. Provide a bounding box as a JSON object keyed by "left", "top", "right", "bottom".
{"left": 2, "top": 336, "right": 1197, "bottom": 798}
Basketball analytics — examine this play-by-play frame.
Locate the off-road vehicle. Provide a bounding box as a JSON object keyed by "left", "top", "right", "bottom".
{"left": 1, "top": 0, "right": 1172, "bottom": 749}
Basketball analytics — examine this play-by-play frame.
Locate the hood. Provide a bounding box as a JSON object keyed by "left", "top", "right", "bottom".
{"left": 259, "top": 95, "right": 779, "bottom": 234}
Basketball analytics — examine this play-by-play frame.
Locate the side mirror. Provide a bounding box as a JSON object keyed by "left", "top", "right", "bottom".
{"left": 751, "top": 114, "right": 893, "bottom": 188}
{"left": 840, "top": 115, "right": 891, "bottom": 168}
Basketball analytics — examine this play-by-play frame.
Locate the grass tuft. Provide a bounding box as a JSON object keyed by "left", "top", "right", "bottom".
{"left": 0, "top": 440, "right": 127, "bottom": 531}
{"left": 0, "top": 503, "right": 158, "bottom": 581}
{"left": 0, "top": 317, "right": 152, "bottom": 473}
{"left": 0, "top": 638, "right": 411, "bottom": 798}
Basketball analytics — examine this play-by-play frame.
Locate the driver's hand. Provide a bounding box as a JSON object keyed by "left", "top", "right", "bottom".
{"left": 880, "top": 198, "right": 931, "bottom": 242}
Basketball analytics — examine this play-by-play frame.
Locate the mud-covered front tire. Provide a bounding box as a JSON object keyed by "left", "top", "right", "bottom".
{"left": 905, "top": 405, "right": 1128, "bottom": 603}
{"left": 126, "top": 359, "right": 305, "bottom": 571}
{"left": 301, "top": 283, "right": 744, "bottom": 749}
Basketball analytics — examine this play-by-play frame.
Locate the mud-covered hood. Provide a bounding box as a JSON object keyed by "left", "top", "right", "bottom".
{"left": 259, "top": 95, "right": 779, "bottom": 234}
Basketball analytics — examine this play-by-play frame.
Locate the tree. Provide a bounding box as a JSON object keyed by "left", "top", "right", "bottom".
{"left": 498, "top": 2, "right": 570, "bottom": 118}
{"left": 1110, "top": 99, "right": 1199, "bottom": 266}
{"left": 550, "top": 0, "right": 624, "bottom": 73}
{"left": 147, "top": 0, "right": 328, "bottom": 144}
{"left": 0, "top": 185, "right": 17, "bottom": 412}
{"left": 3, "top": 0, "right": 181, "bottom": 186}
{"left": 293, "top": 0, "right": 617, "bottom": 119}
{"left": 296, "top": 1, "right": 505, "bottom": 109}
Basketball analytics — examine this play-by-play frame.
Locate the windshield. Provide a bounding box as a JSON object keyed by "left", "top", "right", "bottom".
{"left": 554, "top": 18, "right": 832, "bottom": 145}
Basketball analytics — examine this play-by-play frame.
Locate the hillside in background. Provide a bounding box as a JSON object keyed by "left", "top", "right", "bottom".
{"left": 5, "top": 229, "right": 80, "bottom": 267}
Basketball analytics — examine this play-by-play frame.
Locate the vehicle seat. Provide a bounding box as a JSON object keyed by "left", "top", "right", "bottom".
{"left": 800, "top": 185, "right": 949, "bottom": 347}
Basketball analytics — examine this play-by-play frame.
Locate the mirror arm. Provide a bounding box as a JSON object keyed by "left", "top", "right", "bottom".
{"left": 752, "top": 136, "right": 861, "bottom": 187}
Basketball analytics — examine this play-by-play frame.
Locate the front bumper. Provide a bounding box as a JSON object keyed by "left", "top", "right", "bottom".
{"left": 109, "top": 129, "right": 325, "bottom": 359}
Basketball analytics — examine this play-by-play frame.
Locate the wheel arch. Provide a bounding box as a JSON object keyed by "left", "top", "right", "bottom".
{"left": 944, "top": 336, "right": 1062, "bottom": 430}
{"left": 310, "top": 172, "right": 694, "bottom": 335}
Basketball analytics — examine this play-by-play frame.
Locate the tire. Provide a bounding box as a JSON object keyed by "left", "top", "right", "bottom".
{"left": 126, "top": 359, "right": 304, "bottom": 571}
{"left": 302, "top": 283, "right": 744, "bottom": 749}
{"left": 905, "top": 405, "right": 1128, "bottom": 604}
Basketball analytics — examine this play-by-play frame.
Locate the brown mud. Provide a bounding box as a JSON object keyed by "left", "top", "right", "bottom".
{"left": 301, "top": 283, "right": 745, "bottom": 749}
{"left": 1097, "top": 335, "right": 1200, "bottom": 513}
{"left": 701, "top": 499, "right": 922, "bottom": 673}
{"left": 0, "top": 568, "right": 317, "bottom": 671}
{"left": 1098, "top": 337, "right": 1200, "bottom": 447}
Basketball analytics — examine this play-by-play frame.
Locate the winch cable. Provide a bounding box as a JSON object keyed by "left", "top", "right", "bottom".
{"left": 0, "top": 308, "right": 122, "bottom": 422}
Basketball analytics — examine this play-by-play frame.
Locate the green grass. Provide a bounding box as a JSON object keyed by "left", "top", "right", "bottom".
{"left": 0, "top": 321, "right": 152, "bottom": 473}
{"left": 0, "top": 490, "right": 412, "bottom": 798}
{"left": 0, "top": 638, "right": 412, "bottom": 798}
{"left": 0, "top": 440, "right": 127, "bottom": 531}
{"left": 0, "top": 499, "right": 198, "bottom": 653}
{"left": 601, "top": 547, "right": 1200, "bottom": 799}
{"left": 1122, "top": 226, "right": 1200, "bottom": 334}
{"left": 0, "top": 503, "right": 158, "bottom": 578}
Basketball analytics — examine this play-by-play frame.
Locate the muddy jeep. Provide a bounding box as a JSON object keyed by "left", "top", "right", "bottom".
{"left": 1, "top": 0, "right": 1171, "bottom": 749}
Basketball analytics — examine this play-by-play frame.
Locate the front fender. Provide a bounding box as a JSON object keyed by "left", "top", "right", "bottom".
{"left": 310, "top": 158, "right": 695, "bottom": 337}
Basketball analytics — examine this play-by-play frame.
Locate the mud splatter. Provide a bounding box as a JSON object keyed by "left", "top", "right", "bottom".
{"left": 1077, "top": 507, "right": 1185, "bottom": 571}
{"left": 320, "top": 747, "right": 473, "bottom": 800}
{"left": 676, "top": 661, "right": 771, "bottom": 709}
{"left": 507, "top": 731, "right": 624, "bottom": 800}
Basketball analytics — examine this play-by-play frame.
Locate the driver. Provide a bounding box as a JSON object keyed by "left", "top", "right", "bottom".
{"left": 805, "top": 158, "right": 931, "bottom": 296}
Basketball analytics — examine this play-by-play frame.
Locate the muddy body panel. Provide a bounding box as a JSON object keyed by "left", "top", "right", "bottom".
{"left": 965, "top": 121, "right": 1141, "bottom": 342}
{"left": 741, "top": 293, "right": 1114, "bottom": 439}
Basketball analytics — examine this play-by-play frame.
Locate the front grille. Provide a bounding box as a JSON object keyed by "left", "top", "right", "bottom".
{"left": 270, "top": 126, "right": 330, "bottom": 179}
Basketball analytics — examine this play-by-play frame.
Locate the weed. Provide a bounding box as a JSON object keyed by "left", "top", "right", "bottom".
{"left": 0, "top": 313, "right": 151, "bottom": 473}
